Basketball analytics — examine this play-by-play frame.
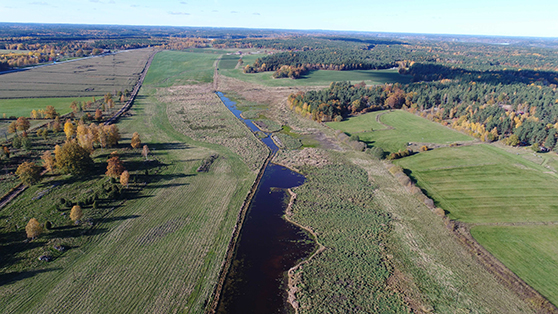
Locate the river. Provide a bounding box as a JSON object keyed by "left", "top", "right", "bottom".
{"left": 215, "top": 92, "right": 316, "bottom": 313}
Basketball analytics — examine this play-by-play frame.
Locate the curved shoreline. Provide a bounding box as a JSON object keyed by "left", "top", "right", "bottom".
{"left": 284, "top": 188, "right": 326, "bottom": 314}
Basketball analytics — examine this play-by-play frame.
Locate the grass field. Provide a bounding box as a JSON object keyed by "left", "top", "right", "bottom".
{"left": 396, "top": 144, "right": 558, "bottom": 223}
{"left": 0, "top": 50, "right": 266, "bottom": 313}
{"left": 326, "top": 111, "right": 388, "bottom": 133}
{"left": 219, "top": 67, "right": 411, "bottom": 87}
{"left": 393, "top": 139, "right": 558, "bottom": 304}
{"left": 0, "top": 97, "right": 94, "bottom": 117}
{"left": 471, "top": 225, "right": 558, "bottom": 306}
{"left": 143, "top": 50, "right": 218, "bottom": 87}
{"left": 218, "top": 54, "right": 241, "bottom": 70}
{"left": 0, "top": 49, "right": 153, "bottom": 99}
{"left": 328, "top": 110, "right": 472, "bottom": 153}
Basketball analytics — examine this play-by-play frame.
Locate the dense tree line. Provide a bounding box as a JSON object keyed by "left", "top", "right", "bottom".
{"left": 214, "top": 36, "right": 403, "bottom": 50}
{"left": 289, "top": 80, "right": 558, "bottom": 150}
{"left": 404, "top": 63, "right": 558, "bottom": 85}
{"left": 245, "top": 49, "right": 401, "bottom": 75}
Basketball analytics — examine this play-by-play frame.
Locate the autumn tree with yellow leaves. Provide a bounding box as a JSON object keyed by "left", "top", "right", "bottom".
{"left": 26, "top": 218, "right": 43, "bottom": 239}
{"left": 131, "top": 132, "right": 141, "bottom": 149}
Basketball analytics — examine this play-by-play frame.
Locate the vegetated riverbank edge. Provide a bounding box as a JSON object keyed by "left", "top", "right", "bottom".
{"left": 284, "top": 188, "right": 326, "bottom": 314}
{"left": 206, "top": 149, "right": 272, "bottom": 313}
{"left": 206, "top": 90, "right": 275, "bottom": 313}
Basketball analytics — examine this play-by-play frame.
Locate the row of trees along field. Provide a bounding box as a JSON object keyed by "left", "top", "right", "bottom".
{"left": 0, "top": 41, "right": 106, "bottom": 67}
{"left": 243, "top": 49, "right": 404, "bottom": 78}
{"left": 220, "top": 36, "right": 558, "bottom": 79}
{"left": 289, "top": 79, "right": 558, "bottom": 151}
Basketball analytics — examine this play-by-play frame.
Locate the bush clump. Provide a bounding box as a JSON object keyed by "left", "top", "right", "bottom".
{"left": 387, "top": 148, "right": 413, "bottom": 160}
{"left": 366, "top": 147, "right": 384, "bottom": 159}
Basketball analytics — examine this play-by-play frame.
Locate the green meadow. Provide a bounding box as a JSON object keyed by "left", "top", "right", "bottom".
{"left": 220, "top": 67, "right": 411, "bottom": 87}
{"left": 471, "top": 225, "right": 558, "bottom": 306}
{"left": 326, "top": 111, "right": 388, "bottom": 133}
{"left": 396, "top": 144, "right": 558, "bottom": 223}
{"left": 142, "top": 50, "right": 219, "bottom": 87}
{"left": 328, "top": 110, "right": 472, "bottom": 153}
{"left": 0, "top": 97, "right": 93, "bottom": 117}
{"left": 218, "top": 54, "right": 241, "bottom": 70}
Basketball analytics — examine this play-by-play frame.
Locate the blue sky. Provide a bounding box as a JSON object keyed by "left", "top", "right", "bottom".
{"left": 1, "top": 0, "right": 557, "bottom": 38}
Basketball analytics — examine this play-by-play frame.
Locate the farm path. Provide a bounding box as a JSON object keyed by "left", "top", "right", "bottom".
{"left": 0, "top": 183, "right": 26, "bottom": 210}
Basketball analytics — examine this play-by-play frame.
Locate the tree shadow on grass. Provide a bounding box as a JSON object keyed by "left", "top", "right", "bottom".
{"left": 403, "top": 168, "right": 444, "bottom": 211}
{"left": 97, "top": 215, "right": 140, "bottom": 223}
{"left": 148, "top": 142, "right": 190, "bottom": 152}
{"left": 45, "top": 227, "right": 108, "bottom": 239}
{"left": 0, "top": 233, "right": 44, "bottom": 269}
{"left": 0, "top": 267, "right": 62, "bottom": 286}
{"left": 143, "top": 172, "right": 194, "bottom": 185}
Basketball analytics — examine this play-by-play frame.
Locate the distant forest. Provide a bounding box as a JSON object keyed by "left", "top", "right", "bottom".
{"left": 216, "top": 34, "right": 558, "bottom": 150}
{"left": 3, "top": 23, "right": 558, "bottom": 150}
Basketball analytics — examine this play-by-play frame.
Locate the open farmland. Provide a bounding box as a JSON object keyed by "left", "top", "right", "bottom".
{"left": 393, "top": 137, "right": 558, "bottom": 306}
{"left": 396, "top": 144, "right": 558, "bottom": 223}
{"left": 329, "top": 110, "right": 473, "bottom": 153}
{"left": 142, "top": 50, "right": 217, "bottom": 87}
{"left": 218, "top": 54, "right": 241, "bottom": 70}
{"left": 0, "top": 48, "right": 154, "bottom": 99}
{"left": 471, "top": 225, "right": 558, "bottom": 306}
{"left": 220, "top": 67, "right": 411, "bottom": 87}
{"left": 0, "top": 50, "right": 267, "bottom": 313}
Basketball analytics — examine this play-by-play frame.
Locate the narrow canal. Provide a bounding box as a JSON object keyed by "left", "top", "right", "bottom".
{"left": 215, "top": 92, "right": 316, "bottom": 313}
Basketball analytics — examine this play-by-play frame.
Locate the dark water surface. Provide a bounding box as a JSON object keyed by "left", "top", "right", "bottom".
{"left": 215, "top": 92, "right": 316, "bottom": 314}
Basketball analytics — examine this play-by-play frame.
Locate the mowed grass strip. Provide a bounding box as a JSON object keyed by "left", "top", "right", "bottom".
{"left": 0, "top": 97, "right": 93, "bottom": 117}
{"left": 471, "top": 225, "right": 558, "bottom": 306}
{"left": 343, "top": 110, "right": 472, "bottom": 153}
{"left": 218, "top": 54, "right": 241, "bottom": 70}
{"left": 397, "top": 144, "right": 558, "bottom": 223}
{"left": 142, "top": 50, "right": 218, "bottom": 87}
{"left": 220, "top": 67, "right": 411, "bottom": 87}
